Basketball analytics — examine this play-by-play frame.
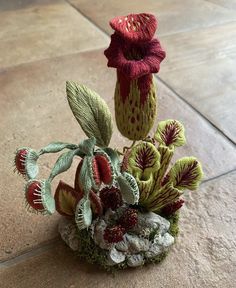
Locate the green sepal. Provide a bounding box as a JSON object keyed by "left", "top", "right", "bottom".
{"left": 39, "top": 142, "right": 78, "bottom": 154}
{"left": 66, "top": 81, "right": 113, "bottom": 147}
{"left": 75, "top": 197, "right": 92, "bottom": 230}
{"left": 128, "top": 142, "right": 160, "bottom": 179}
{"left": 168, "top": 157, "right": 203, "bottom": 191}
{"left": 117, "top": 172, "right": 139, "bottom": 205}
{"left": 154, "top": 119, "right": 186, "bottom": 148}
{"left": 48, "top": 149, "right": 79, "bottom": 181}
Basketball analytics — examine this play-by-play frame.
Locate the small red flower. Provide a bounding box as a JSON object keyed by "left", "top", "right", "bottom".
{"left": 99, "top": 186, "right": 123, "bottom": 210}
{"left": 104, "top": 225, "right": 125, "bottom": 243}
{"left": 162, "top": 199, "right": 185, "bottom": 216}
{"left": 25, "top": 180, "right": 44, "bottom": 211}
{"left": 118, "top": 208, "right": 138, "bottom": 230}
{"left": 14, "top": 148, "right": 29, "bottom": 176}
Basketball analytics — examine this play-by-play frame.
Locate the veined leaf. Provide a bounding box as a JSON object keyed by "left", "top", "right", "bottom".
{"left": 169, "top": 157, "right": 203, "bottom": 191}
{"left": 154, "top": 119, "right": 186, "bottom": 148}
{"left": 75, "top": 198, "right": 92, "bottom": 230}
{"left": 147, "top": 183, "right": 182, "bottom": 212}
{"left": 137, "top": 173, "right": 154, "bottom": 204}
{"left": 54, "top": 181, "right": 79, "bottom": 216}
{"left": 128, "top": 142, "right": 160, "bottom": 178}
{"left": 66, "top": 81, "right": 113, "bottom": 147}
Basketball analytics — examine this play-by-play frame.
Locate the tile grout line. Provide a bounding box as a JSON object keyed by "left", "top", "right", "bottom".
{"left": 65, "top": 0, "right": 110, "bottom": 38}
{"left": 156, "top": 75, "right": 236, "bottom": 146}
{"left": 201, "top": 168, "right": 236, "bottom": 185}
{"left": 66, "top": 0, "right": 236, "bottom": 146}
{"left": 0, "top": 238, "right": 61, "bottom": 269}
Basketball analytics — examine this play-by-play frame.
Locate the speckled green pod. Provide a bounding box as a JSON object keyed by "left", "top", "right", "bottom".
{"left": 115, "top": 72, "right": 157, "bottom": 140}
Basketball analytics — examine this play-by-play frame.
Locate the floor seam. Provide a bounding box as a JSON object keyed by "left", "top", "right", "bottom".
{"left": 202, "top": 168, "right": 236, "bottom": 185}
{"left": 156, "top": 75, "right": 236, "bottom": 146}
{"left": 65, "top": 0, "right": 110, "bottom": 38}
{"left": 0, "top": 238, "right": 60, "bottom": 269}
{"left": 0, "top": 46, "right": 107, "bottom": 75}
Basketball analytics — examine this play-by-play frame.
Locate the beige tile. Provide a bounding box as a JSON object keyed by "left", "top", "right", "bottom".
{"left": 207, "top": 0, "right": 236, "bottom": 10}
{"left": 69, "top": 0, "right": 236, "bottom": 36}
{"left": 160, "top": 22, "right": 236, "bottom": 73}
{"left": 159, "top": 57, "right": 236, "bottom": 143}
{"left": 0, "top": 1, "right": 108, "bottom": 68}
{"left": 0, "top": 49, "right": 235, "bottom": 261}
{"left": 1, "top": 172, "right": 235, "bottom": 288}
{"left": 0, "top": 0, "right": 60, "bottom": 11}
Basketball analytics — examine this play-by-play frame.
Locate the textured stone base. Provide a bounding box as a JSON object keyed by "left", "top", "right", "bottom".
{"left": 58, "top": 211, "right": 179, "bottom": 270}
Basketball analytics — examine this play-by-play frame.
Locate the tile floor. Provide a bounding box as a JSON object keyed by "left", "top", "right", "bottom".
{"left": 0, "top": 1, "right": 235, "bottom": 287}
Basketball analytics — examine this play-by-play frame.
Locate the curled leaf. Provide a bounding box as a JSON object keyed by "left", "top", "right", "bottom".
{"left": 117, "top": 172, "right": 139, "bottom": 204}
{"left": 39, "top": 142, "right": 78, "bottom": 154}
{"left": 128, "top": 142, "right": 160, "bottom": 179}
{"left": 66, "top": 81, "right": 113, "bottom": 147}
{"left": 55, "top": 181, "right": 80, "bottom": 217}
{"left": 48, "top": 149, "right": 78, "bottom": 181}
{"left": 154, "top": 119, "right": 186, "bottom": 148}
{"left": 75, "top": 198, "right": 92, "bottom": 230}
{"left": 169, "top": 157, "right": 203, "bottom": 191}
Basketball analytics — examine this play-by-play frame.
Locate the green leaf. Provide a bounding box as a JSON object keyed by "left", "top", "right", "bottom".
{"left": 48, "top": 149, "right": 78, "bottom": 181}
{"left": 101, "top": 147, "right": 120, "bottom": 175}
{"left": 66, "top": 81, "right": 113, "bottom": 147}
{"left": 169, "top": 157, "right": 203, "bottom": 191}
{"left": 128, "top": 142, "right": 160, "bottom": 179}
{"left": 117, "top": 172, "right": 139, "bottom": 204}
{"left": 78, "top": 137, "right": 96, "bottom": 156}
{"left": 25, "top": 149, "right": 39, "bottom": 179}
{"left": 137, "top": 173, "right": 154, "bottom": 204}
{"left": 147, "top": 183, "right": 182, "bottom": 212}
{"left": 154, "top": 119, "right": 186, "bottom": 148}
{"left": 39, "top": 142, "right": 78, "bottom": 154}
{"left": 75, "top": 198, "right": 92, "bottom": 230}
{"left": 79, "top": 156, "right": 93, "bottom": 194}
{"left": 54, "top": 181, "right": 79, "bottom": 217}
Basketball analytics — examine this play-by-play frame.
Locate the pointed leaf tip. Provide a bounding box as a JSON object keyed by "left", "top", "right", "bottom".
{"left": 66, "top": 82, "right": 113, "bottom": 147}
